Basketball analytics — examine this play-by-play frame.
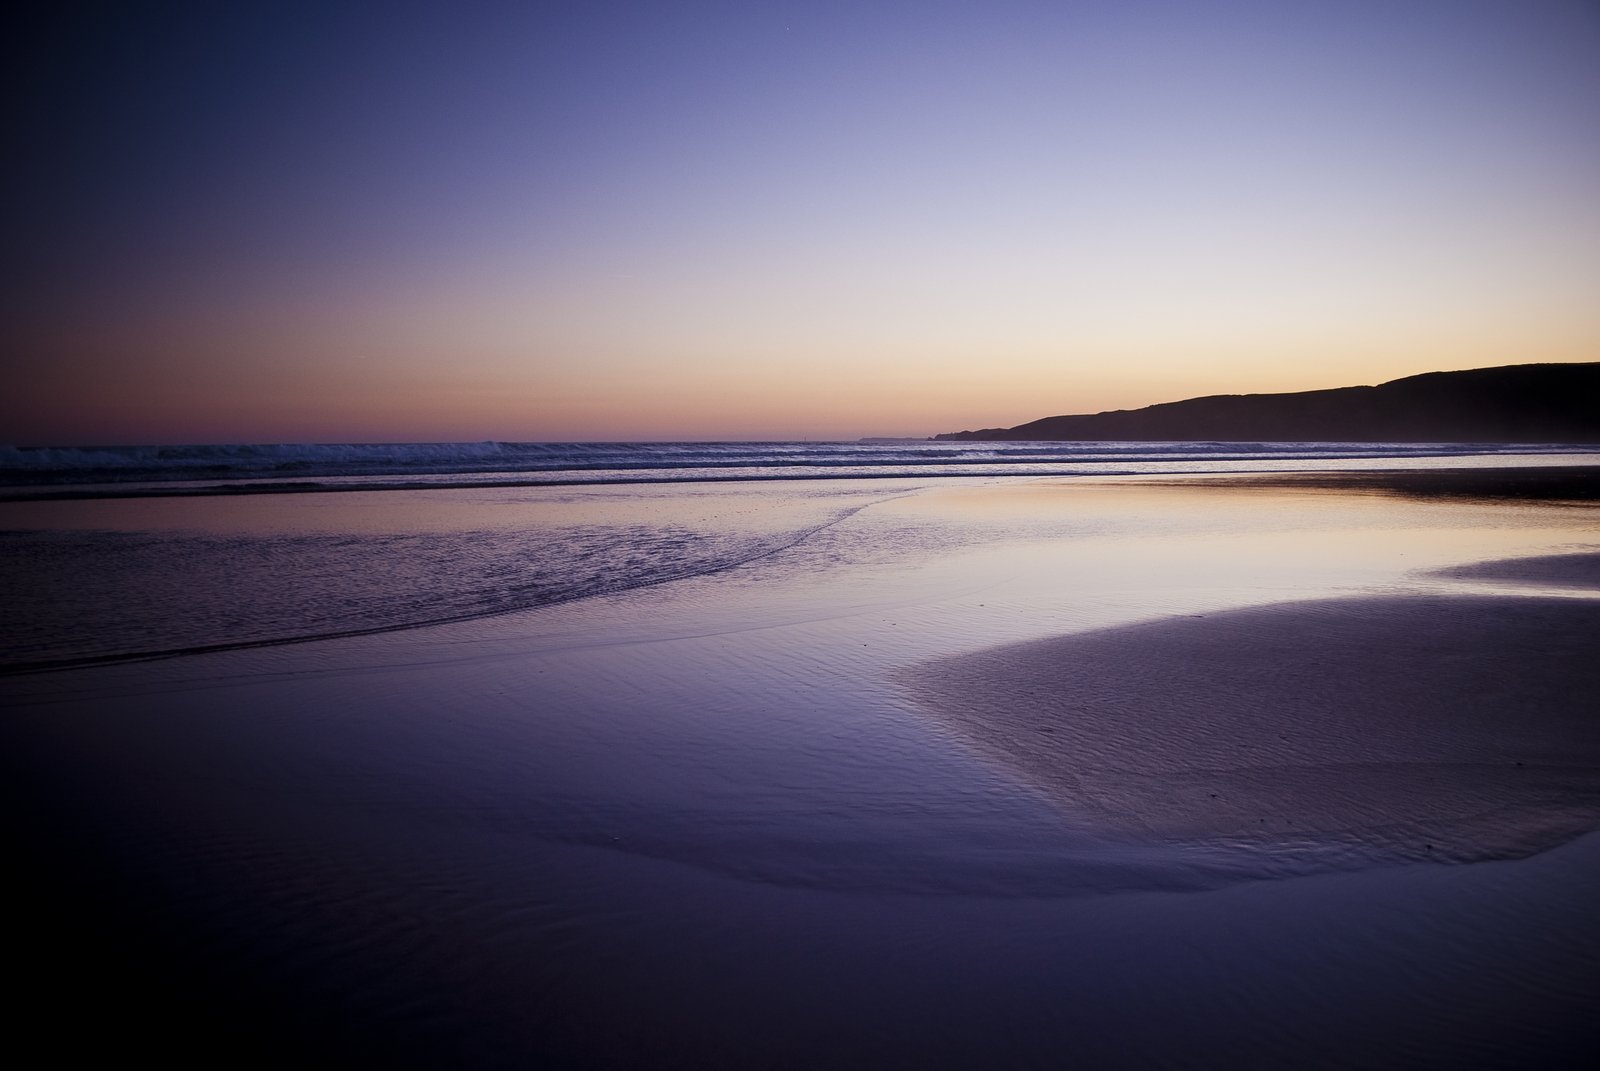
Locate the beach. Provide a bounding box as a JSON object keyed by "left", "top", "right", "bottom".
{"left": 906, "top": 594, "right": 1600, "bottom": 866}
{"left": 3, "top": 469, "right": 1598, "bottom": 1068}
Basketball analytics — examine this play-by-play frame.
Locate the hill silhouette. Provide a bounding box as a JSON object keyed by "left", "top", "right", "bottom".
{"left": 935, "top": 363, "right": 1600, "bottom": 442}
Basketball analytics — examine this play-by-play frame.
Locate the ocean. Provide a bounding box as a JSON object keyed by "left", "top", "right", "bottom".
{"left": 2, "top": 437, "right": 1589, "bottom": 492}
{"left": 3, "top": 438, "right": 1594, "bottom": 673}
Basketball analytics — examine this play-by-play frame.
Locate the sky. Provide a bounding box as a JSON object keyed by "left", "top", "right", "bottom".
{"left": 3, "top": 0, "right": 1597, "bottom": 444}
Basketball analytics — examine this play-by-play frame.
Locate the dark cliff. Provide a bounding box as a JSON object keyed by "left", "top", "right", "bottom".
{"left": 936, "top": 363, "right": 1600, "bottom": 442}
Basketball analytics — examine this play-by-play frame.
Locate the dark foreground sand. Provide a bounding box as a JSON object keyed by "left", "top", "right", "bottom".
{"left": 1161, "top": 465, "right": 1600, "bottom": 502}
{"left": 904, "top": 594, "right": 1600, "bottom": 867}
{"left": 1429, "top": 551, "right": 1600, "bottom": 590}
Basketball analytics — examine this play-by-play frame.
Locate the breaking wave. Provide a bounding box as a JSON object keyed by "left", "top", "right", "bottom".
{"left": 3, "top": 439, "right": 1587, "bottom": 495}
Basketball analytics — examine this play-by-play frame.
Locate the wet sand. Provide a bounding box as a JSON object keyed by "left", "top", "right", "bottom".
{"left": 903, "top": 595, "right": 1600, "bottom": 867}
{"left": 3, "top": 472, "right": 1598, "bottom": 1068}
{"left": 1429, "top": 551, "right": 1600, "bottom": 590}
{"left": 1154, "top": 465, "right": 1600, "bottom": 502}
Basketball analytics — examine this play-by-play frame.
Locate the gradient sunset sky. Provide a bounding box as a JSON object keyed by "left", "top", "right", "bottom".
{"left": 5, "top": 0, "right": 1597, "bottom": 444}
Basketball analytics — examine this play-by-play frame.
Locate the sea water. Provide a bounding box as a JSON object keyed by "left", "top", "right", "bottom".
{"left": 2, "top": 437, "right": 1591, "bottom": 491}
{"left": 2, "top": 439, "right": 1594, "bottom": 671}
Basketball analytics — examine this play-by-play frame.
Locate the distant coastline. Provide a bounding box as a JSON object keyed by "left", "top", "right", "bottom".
{"left": 937, "top": 362, "right": 1600, "bottom": 443}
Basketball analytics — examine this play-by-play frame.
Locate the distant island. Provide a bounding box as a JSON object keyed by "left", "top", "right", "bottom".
{"left": 935, "top": 362, "right": 1600, "bottom": 443}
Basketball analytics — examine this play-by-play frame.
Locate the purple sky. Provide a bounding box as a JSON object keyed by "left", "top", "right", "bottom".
{"left": 5, "top": 1, "right": 1598, "bottom": 443}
